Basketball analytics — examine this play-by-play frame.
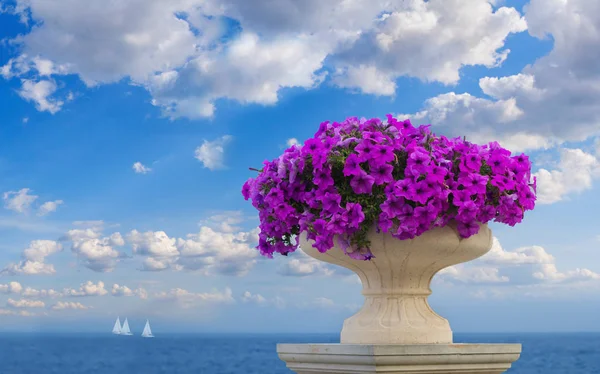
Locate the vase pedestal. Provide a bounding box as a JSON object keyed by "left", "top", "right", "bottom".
{"left": 279, "top": 224, "right": 521, "bottom": 373}
{"left": 277, "top": 343, "right": 521, "bottom": 374}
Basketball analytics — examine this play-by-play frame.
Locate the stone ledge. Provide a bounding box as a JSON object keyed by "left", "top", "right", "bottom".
{"left": 277, "top": 343, "right": 521, "bottom": 373}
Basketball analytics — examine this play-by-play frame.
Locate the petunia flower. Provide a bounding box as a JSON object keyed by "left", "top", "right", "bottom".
{"left": 350, "top": 171, "right": 375, "bottom": 194}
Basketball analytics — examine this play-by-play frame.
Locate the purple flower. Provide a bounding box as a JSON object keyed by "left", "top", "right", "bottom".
{"left": 381, "top": 195, "right": 406, "bottom": 218}
{"left": 343, "top": 154, "right": 363, "bottom": 176}
{"left": 458, "top": 173, "right": 488, "bottom": 195}
{"left": 456, "top": 221, "right": 480, "bottom": 238}
{"left": 343, "top": 203, "right": 365, "bottom": 229}
{"left": 371, "top": 144, "right": 395, "bottom": 165}
{"left": 327, "top": 213, "right": 347, "bottom": 234}
{"left": 378, "top": 212, "right": 394, "bottom": 233}
{"left": 242, "top": 179, "right": 253, "bottom": 200}
{"left": 313, "top": 167, "right": 334, "bottom": 189}
{"left": 461, "top": 153, "right": 482, "bottom": 173}
{"left": 371, "top": 163, "right": 394, "bottom": 185}
{"left": 355, "top": 139, "right": 376, "bottom": 161}
{"left": 408, "top": 180, "right": 432, "bottom": 205}
{"left": 322, "top": 192, "right": 342, "bottom": 213}
{"left": 350, "top": 171, "right": 375, "bottom": 194}
{"left": 487, "top": 153, "right": 509, "bottom": 174}
{"left": 243, "top": 114, "right": 536, "bottom": 259}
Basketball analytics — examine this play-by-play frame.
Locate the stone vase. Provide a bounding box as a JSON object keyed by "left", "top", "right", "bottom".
{"left": 299, "top": 222, "right": 493, "bottom": 345}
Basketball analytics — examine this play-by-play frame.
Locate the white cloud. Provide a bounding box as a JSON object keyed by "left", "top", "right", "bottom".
{"left": 194, "top": 135, "right": 232, "bottom": 170}
{"left": 128, "top": 230, "right": 179, "bottom": 257}
{"left": 199, "top": 211, "right": 245, "bottom": 233}
{"left": 438, "top": 237, "right": 600, "bottom": 287}
{"left": 7, "top": 298, "right": 45, "bottom": 308}
{"left": 533, "top": 148, "right": 600, "bottom": 204}
{"left": 438, "top": 266, "right": 509, "bottom": 284}
{"left": 2, "top": 1, "right": 526, "bottom": 119}
{"left": 278, "top": 250, "right": 336, "bottom": 277}
{"left": 0, "top": 240, "right": 62, "bottom": 275}
{"left": 176, "top": 226, "right": 259, "bottom": 276}
{"left": 111, "top": 283, "right": 147, "bottom": 299}
{"left": 154, "top": 287, "right": 234, "bottom": 308}
{"left": 3, "top": 188, "right": 38, "bottom": 213}
{"left": 132, "top": 162, "right": 152, "bottom": 174}
{"left": 286, "top": 138, "right": 300, "bottom": 147}
{"left": 21, "top": 286, "right": 62, "bottom": 298}
{"left": 127, "top": 223, "right": 259, "bottom": 276}
{"left": 37, "top": 200, "right": 64, "bottom": 216}
{"left": 51, "top": 301, "right": 89, "bottom": 311}
{"left": 17, "top": 79, "right": 64, "bottom": 114}
{"left": 241, "top": 291, "right": 267, "bottom": 305}
{"left": 397, "top": 0, "right": 600, "bottom": 151}
{"left": 0, "top": 281, "right": 23, "bottom": 294}
{"left": 63, "top": 227, "right": 125, "bottom": 272}
{"left": 63, "top": 281, "right": 108, "bottom": 297}
{"left": 332, "top": 1, "right": 526, "bottom": 90}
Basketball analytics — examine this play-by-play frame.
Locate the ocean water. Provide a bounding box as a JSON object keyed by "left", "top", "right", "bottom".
{"left": 0, "top": 332, "right": 598, "bottom": 374}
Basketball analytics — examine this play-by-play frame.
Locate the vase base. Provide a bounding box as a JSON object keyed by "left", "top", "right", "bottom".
{"left": 277, "top": 343, "right": 521, "bottom": 374}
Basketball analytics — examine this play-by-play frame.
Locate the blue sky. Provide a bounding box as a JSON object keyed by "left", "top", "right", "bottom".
{"left": 1, "top": 0, "right": 600, "bottom": 334}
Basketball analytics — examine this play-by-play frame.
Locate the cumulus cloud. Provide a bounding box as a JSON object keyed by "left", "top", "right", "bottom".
{"left": 397, "top": 0, "right": 600, "bottom": 151}
{"left": 154, "top": 287, "right": 234, "bottom": 308}
{"left": 3, "top": 188, "right": 38, "bottom": 213}
{"left": 37, "top": 200, "right": 64, "bottom": 216}
{"left": 17, "top": 79, "right": 64, "bottom": 113}
{"left": 51, "top": 301, "right": 89, "bottom": 311}
{"left": 286, "top": 138, "right": 301, "bottom": 147}
{"left": 533, "top": 148, "right": 600, "bottom": 204}
{"left": 63, "top": 281, "right": 108, "bottom": 297}
{"left": 240, "top": 291, "right": 267, "bottom": 305}
{"left": 0, "top": 281, "right": 24, "bottom": 294}
{"left": 2, "top": 0, "right": 528, "bottom": 118}
{"left": 278, "top": 250, "right": 336, "bottom": 277}
{"left": 438, "top": 237, "right": 600, "bottom": 287}
{"left": 194, "top": 135, "right": 232, "bottom": 170}
{"left": 111, "top": 283, "right": 147, "bottom": 299}
{"left": 132, "top": 162, "right": 152, "bottom": 174}
{"left": 62, "top": 226, "right": 125, "bottom": 272}
{"left": 0, "top": 240, "right": 62, "bottom": 275}
{"left": 128, "top": 230, "right": 179, "bottom": 257}
{"left": 126, "top": 218, "right": 259, "bottom": 276}
{"left": 21, "top": 286, "right": 62, "bottom": 298}
{"left": 6, "top": 298, "right": 45, "bottom": 308}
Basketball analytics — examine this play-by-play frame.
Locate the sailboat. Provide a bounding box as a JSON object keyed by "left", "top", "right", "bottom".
{"left": 112, "top": 317, "right": 122, "bottom": 335}
{"left": 120, "top": 318, "right": 133, "bottom": 336}
{"left": 141, "top": 319, "right": 154, "bottom": 338}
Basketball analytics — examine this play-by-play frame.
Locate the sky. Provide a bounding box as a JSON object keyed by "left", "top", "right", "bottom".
{"left": 0, "top": 0, "right": 600, "bottom": 334}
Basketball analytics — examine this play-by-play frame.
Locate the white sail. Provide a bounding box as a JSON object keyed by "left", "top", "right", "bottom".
{"left": 121, "top": 318, "right": 132, "bottom": 335}
{"left": 141, "top": 320, "right": 154, "bottom": 338}
{"left": 112, "top": 317, "right": 122, "bottom": 334}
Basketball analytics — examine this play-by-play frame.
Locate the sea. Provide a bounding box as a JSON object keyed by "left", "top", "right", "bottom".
{"left": 0, "top": 332, "right": 598, "bottom": 374}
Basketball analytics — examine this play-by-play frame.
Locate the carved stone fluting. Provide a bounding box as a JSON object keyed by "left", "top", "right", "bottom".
{"left": 299, "top": 222, "right": 493, "bottom": 345}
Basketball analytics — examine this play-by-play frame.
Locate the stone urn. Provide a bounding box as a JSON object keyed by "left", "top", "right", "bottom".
{"left": 299, "top": 222, "right": 493, "bottom": 345}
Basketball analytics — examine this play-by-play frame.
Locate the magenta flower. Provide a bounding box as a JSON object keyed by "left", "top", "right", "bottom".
{"left": 350, "top": 171, "right": 375, "bottom": 194}
{"left": 371, "top": 163, "right": 394, "bottom": 185}
{"left": 322, "top": 192, "right": 342, "bottom": 213}
{"left": 343, "top": 154, "right": 363, "bottom": 176}
{"left": 355, "top": 139, "right": 376, "bottom": 161}
{"left": 380, "top": 195, "right": 406, "bottom": 218}
{"left": 243, "top": 114, "right": 536, "bottom": 260}
{"left": 458, "top": 173, "right": 488, "bottom": 195}
{"left": 343, "top": 203, "right": 365, "bottom": 229}
{"left": 456, "top": 221, "right": 480, "bottom": 237}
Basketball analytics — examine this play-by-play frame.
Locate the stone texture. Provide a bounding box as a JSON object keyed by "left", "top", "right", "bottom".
{"left": 300, "top": 223, "right": 493, "bottom": 345}
{"left": 277, "top": 343, "right": 522, "bottom": 374}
